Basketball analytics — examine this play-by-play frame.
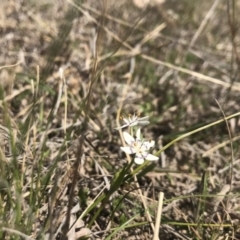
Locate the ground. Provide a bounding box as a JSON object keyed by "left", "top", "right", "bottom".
{"left": 1, "top": 0, "right": 240, "bottom": 239}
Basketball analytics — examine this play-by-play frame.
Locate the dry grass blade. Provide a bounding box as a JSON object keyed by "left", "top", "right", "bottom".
{"left": 153, "top": 192, "right": 164, "bottom": 240}
{"left": 2, "top": 0, "right": 240, "bottom": 239}
{"left": 1, "top": 227, "right": 33, "bottom": 240}
{"left": 0, "top": 61, "right": 22, "bottom": 70}
{"left": 189, "top": 0, "right": 220, "bottom": 47}
{"left": 141, "top": 54, "right": 240, "bottom": 91}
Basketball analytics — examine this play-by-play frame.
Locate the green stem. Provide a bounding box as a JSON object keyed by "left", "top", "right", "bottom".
{"left": 156, "top": 111, "right": 240, "bottom": 156}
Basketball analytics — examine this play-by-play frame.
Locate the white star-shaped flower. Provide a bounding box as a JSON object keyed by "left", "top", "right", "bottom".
{"left": 120, "top": 128, "right": 159, "bottom": 164}
{"left": 115, "top": 113, "right": 149, "bottom": 130}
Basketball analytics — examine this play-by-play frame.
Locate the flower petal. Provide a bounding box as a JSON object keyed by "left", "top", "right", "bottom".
{"left": 115, "top": 124, "right": 128, "bottom": 130}
{"left": 116, "top": 114, "right": 149, "bottom": 129}
{"left": 123, "top": 118, "right": 130, "bottom": 124}
{"left": 138, "top": 120, "right": 150, "bottom": 126}
{"left": 139, "top": 116, "right": 149, "bottom": 121}
{"left": 129, "top": 121, "right": 138, "bottom": 127}
{"left": 122, "top": 131, "right": 135, "bottom": 145}
{"left": 145, "top": 153, "right": 159, "bottom": 161}
{"left": 138, "top": 143, "right": 148, "bottom": 152}
{"left": 144, "top": 140, "right": 155, "bottom": 149}
{"left": 120, "top": 147, "right": 136, "bottom": 154}
{"left": 131, "top": 114, "right": 138, "bottom": 121}
{"left": 134, "top": 155, "right": 144, "bottom": 164}
{"left": 136, "top": 128, "right": 141, "bottom": 140}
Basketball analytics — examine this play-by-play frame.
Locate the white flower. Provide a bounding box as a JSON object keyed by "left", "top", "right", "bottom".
{"left": 120, "top": 128, "right": 159, "bottom": 164}
{"left": 115, "top": 113, "right": 150, "bottom": 130}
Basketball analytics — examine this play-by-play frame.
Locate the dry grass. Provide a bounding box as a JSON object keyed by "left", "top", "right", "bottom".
{"left": 1, "top": 0, "right": 240, "bottom": 239}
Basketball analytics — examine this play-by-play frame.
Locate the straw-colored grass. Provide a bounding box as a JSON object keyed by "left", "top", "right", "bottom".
{"left": 1, "top": 0, "right": 240, "bottom": 239}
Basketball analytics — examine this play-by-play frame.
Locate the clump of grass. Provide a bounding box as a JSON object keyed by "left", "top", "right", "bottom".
{"left": 1, "top": 0, "right": 240, "bottom": 239}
